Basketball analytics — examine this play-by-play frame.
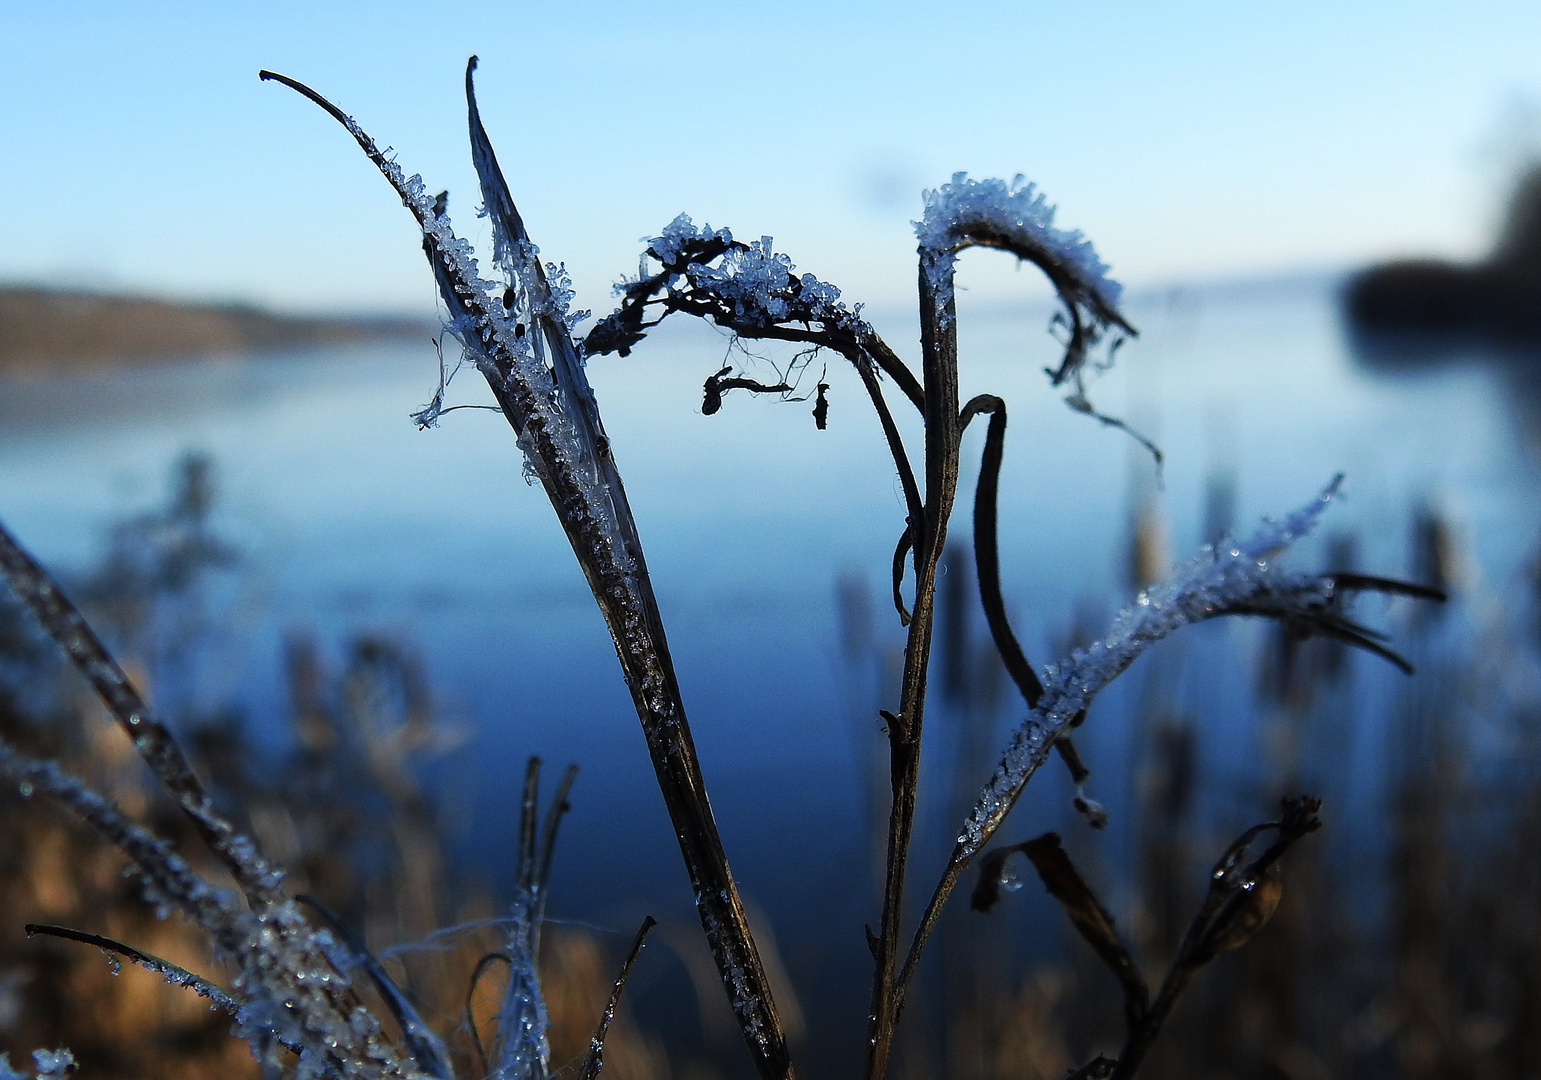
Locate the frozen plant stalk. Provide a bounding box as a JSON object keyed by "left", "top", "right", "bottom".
{"left": 260, "top": 59, "right": 796, "bottom": 1080}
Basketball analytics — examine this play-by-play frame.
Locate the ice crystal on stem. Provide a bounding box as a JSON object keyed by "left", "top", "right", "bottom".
{"left": 954, "top": 478, "right": 1353, "bottom": 861}
{"left": 915, "top": 172, "right": 1132, "bottom": 393}
{"left": 915, "top": 173, "right": 1121, "bottom": 309}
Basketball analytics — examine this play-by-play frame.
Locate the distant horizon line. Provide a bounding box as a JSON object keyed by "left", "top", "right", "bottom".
{"left": 0, "top": 263, "right": 1359, "bottom": 326}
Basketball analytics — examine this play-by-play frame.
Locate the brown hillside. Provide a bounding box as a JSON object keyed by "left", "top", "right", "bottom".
{"left": 0, "top": 287, "right": 427, "bottom": 371}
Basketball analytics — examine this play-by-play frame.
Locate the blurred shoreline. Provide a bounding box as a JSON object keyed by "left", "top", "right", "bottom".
{"left": 0, "top": 285, "right": 430, "bottom": 373}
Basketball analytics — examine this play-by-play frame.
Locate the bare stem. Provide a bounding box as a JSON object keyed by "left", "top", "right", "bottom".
{"left": 864, "top": 251, "right": 964, "bottom": 1080}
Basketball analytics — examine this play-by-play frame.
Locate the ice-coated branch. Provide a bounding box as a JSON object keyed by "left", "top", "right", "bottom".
{"left": 588, "top": 219, "right": 927, "bottom": 538}
{"left": 263, "top": 62, "right": 797, "bottom": 1080}
{"left": 25, "top": 923, "right": 246, "bottom": 1019}
{"left": 588, "top": 218, "right": 923, "bottom": 409}
{"left": 893, "top": 477, "right": 1443, "bottom": 1018}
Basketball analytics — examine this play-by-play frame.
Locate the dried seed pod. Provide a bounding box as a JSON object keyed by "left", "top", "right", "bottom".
{"left": 1206, "top": 868, "right": 1283, "bottom": 954}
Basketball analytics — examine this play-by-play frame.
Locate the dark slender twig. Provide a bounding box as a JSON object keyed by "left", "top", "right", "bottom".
{"left": 863, "top": 247, "right": 967, "bottom": 1080}
{"left": 517, "top": 758, "right": 541, "bottom": 896}
{"left": 1328, "top": 572, "right": 1447, "bottom": 601}
{"left": 1056, "top": 735, "right": 1091, "bottom": 785}
{"left": 1108, "top": 797, "right": 1321, "bottom": 1080}
{"left": 578, "top": 916, "right": 657, "bottom": 1080}
{"left": 25, "top": 924, "right": 251, "bottom": 1024}
{"left": 891, "top": 528, "right": 914, "bottom": 626}
{"left": 855, "top": 361, "right": 924, "bottom": 550}
{"left": 971, "top": 835, "right": 1148, "bottom": 1033}
{"left": 536, "top": 763, "right": 580, "bottom": 903}
{"left": 957, "top": 395, "right": 1095, "bottom": 799}
{"left": 1065, "top": 392, "right": 1163, "bottom": 473}
{"left": 701, "top": 366, "right": 793, "bottom": 414}
{"left": 957, "top": 395, "right": 1043, "bottom": 705}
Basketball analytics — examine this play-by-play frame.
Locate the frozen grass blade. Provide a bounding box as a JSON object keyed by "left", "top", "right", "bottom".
{"left": 25, "top": 923, "right": 247, "bottom": 1020}
{"left": 261, "top": 63, "right": 796, "bottom": 1080}
{"left": 0, "top": 519, "right": 282, "bottom": 906}
{"left": 893, "top": 479, "right": 1443, "bottom": 1026}
{"left": 297, "top": 896, "right": 454, "bottom": 1080}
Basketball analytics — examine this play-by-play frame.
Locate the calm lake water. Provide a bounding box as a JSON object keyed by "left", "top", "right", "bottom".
{"left": 2, "top": 274, "right": 1537, "bottom": 1072}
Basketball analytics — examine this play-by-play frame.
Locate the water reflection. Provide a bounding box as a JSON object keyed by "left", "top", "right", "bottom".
{"left": 1345, "top": 323, "right": 1541, "bottom": 445}
{"left": 1343, "top": 164, "right": 1541, "bottom": 443}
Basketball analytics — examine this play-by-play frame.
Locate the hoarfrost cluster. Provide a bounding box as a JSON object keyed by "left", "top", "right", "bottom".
{"left": 586, "top": 213, "right": 871, "bottom": 368}
{"left": 915, "top": 172, "right": 1122, "bottom": 310}
{"left": 643, "top": 213, "right": 733, "bottom": 269}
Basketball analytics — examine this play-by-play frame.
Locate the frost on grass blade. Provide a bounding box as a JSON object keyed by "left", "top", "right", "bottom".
{"left": 0, "top": 744, "right": 431, "bottom": 1080}
{"left": 264, "top": 61, "right": 810, "bottom": 1080}
{"left": 915, "top": 173, "right": 1122, "bottom": 312}
{"left": 0, "top": 517, "right": 434, "bottom": 1077}
{"left": 915, "top": 172, "right": 1135, "bottom": 409}
{"left": 951, "top": 477, "right": 1428, "bottom": 865}
{"left": 484, "top": 761, "right": 576, "bottom": 1080}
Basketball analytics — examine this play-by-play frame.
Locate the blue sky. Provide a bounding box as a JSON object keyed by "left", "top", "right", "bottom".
{"left": 4, "top": 1, "right": 1541, "bottom": 315}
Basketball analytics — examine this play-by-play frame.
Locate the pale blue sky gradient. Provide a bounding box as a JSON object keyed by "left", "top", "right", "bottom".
{"left": 4, "top": 1, "right": 1541, "bottom": 315}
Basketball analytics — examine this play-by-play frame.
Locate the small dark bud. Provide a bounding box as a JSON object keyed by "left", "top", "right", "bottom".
{"left": 701, "top": 365, "right": 731, "bottom": 416}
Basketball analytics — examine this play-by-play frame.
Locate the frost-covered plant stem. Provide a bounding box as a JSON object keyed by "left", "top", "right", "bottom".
{"left": 585, "top": 171, "right": 1144, "bottom": 1080}
{"left": 262, "top": 63, "right": 795, "bottom": 1080}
